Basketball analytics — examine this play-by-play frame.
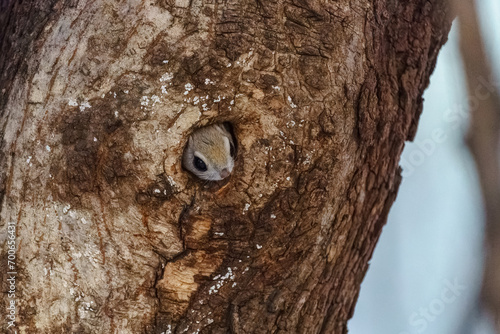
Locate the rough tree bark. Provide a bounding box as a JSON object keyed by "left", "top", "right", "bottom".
{"left": 0, "top": 0, "right": 451, "bottom": 333}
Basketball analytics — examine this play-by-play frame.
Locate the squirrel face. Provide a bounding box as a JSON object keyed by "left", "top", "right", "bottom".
{"left": 182, "top": 124, "right": 236, "bottom": 181}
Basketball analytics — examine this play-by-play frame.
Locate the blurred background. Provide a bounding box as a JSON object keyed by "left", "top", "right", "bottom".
{"left": 348, "top": 1, "right": 500, "bottom": 333}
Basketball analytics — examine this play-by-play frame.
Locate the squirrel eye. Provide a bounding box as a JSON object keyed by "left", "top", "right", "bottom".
{"left": 193, "top": 157, "right": 207, "bottom": 172}
{"left": 229, "top": 143, "right": 235, "bottom": 158}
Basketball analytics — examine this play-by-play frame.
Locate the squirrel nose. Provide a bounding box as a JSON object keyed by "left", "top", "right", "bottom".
{"left": 220, "top": 168, "right": 230, "bottom": 179}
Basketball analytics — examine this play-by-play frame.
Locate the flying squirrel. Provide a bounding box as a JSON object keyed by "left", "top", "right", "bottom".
{"left": 182, "top": 123, "right": 236, "bottom": 181}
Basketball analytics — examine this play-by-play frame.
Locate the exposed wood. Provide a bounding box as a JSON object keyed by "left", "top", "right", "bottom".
{"left": 0, "top": 0, "right": 452, "bottom": 333}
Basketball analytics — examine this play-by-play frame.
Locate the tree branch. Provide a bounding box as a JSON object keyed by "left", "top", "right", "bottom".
{"left": 452, "top": 0, "right": 500, "bottom": 330}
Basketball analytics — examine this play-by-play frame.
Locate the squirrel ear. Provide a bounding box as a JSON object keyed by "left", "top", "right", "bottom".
{"left": 212, "top": 123, "right": 226, "bottom": 136}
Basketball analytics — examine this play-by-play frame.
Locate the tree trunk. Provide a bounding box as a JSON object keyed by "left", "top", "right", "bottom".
{"left": 0, "top": 0, "right": 451, "bottom": 333}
